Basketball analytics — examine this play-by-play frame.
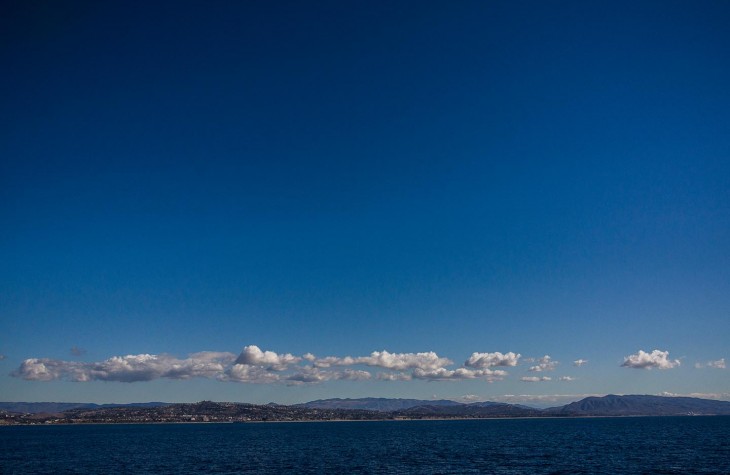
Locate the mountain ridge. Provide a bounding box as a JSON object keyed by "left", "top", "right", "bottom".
{"left": 0, "top": 401, "right": 170, "bottom": 414}
{"left": 295, "top": 397, "right": 462, "bottom": 412}
{"left": 3, "top": 395, "right": 729, "bottom": 419}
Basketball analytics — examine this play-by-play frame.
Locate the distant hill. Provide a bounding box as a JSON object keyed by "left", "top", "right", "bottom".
{"left": 0, "top": 401, "right": 170, "bottom": 414}
{"left": 296, "top": 397, "right": 462, "bottom": 412}
{"left": 396, "top": 402, "right": 541, "bottom": 418}
{"left": 545, "top": 395, "right": 730, "bottom": 416}
{"left": 4, "top": 395, "right": 730, "bottom": 420}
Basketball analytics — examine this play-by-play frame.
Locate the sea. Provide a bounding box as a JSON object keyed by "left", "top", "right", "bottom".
{"left": 1, "top": 416, "right": 728, "bottom": 474}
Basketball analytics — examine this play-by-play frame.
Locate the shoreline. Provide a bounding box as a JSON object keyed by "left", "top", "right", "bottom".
{"left": 3, "top": 413, "right": 727, "bottom": 427}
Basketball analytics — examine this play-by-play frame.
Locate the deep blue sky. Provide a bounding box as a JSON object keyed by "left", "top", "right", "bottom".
{"left": 1, "top": 1, "right": 728, "bottom": 405}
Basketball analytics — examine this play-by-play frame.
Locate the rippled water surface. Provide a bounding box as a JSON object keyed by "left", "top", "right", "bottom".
{"left": 1, "top": 416, "right": 728, "bottom": 474}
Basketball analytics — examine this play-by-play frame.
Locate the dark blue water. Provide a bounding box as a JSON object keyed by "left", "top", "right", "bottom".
{"left": 1, "top": 417, "right": 728, "bottom": 474}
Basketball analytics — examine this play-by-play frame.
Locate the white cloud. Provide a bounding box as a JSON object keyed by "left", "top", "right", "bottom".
{"left": 376, "top": 372, "right": 412, "bottom": 381}
{"left": 0, "top": 354, "right": 6, "bottom": 360}
{"left": 14, "top": 352, "right": 237, "bottom": 383}
{"left": 224, "top": 364, "right": 280, "bottom": 383}
{"left": 413, "top": 367, "right": 507, "bottom": 381}
{"left": 528, "top": 355, "right": 558, "bottom": 372}
{"left": 696, "top": 358, "right": 725, "bottom": 369}
{"left": 285, "top": 367, "right": 330, "bottom": 384}
{"left": 357, "top": 350, "right": 452, "bottom": 371}
{"left": 621, "top": 349, "right": 680, "bottom": 370}
{"left": 521, "top": 376, "right": 552, "bottom": 382}
{"left": 573, "top": 359, "right": 588, "bottom": 367}
{"left": 307, "top": 350, "right": 452, "bottom": 371}
{"left": 659, "top": 392, "right": 730, "bottom": 401}
{"left": 708, "top": 358, "right": 726, "bottom": 369}
{"left": 235, "top": 345, "right": 300, "bottom": 371}
{"left": 13, "top": 358, "right": 83, "bottom": 381}
{"left": 558, "top": 376, "right": 576, "bottom": 381}
{"left": 11, "top": 346, "right": 602, "bottom": 388}
{"left": 465, "top": 352, "right": 520, "bottom": 368}
{"left": 336, "top": 369, "right": 372, "bottom": 381}
{"left": 13, "top": 347, "right": 457, "bottom": 384}
{"left": 307, "top": 349, "right": 512, "bottom": 382}
{"left": 312, "top": 356, "right": 358, "bottom": 368}
{"left": 460, "top": 394, "right": 481, "bottom": 402}
{"left": 285, "top": 368, "right": 372, "bottom": 384}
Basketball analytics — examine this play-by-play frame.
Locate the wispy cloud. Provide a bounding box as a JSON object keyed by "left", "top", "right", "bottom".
{"left": 528, "top": 355, "right": 558, "bottom": 372}
{"left": 558, "top": 376, "right": 576, "bottom": 381}
{"left": 659, "top": 391, "right": 730, "bottom": 400}
{"left": 69, "top": 346, "right": 86, "bottom": 357}
{"left": 573, "top": 359, "right": 588, "bottom": 367}
{"left": 460, "top": 394, "right": 481, "bottom": 402}
{"left": 376, "top": 372, "right": 412, "bottom": 381}
{"left": 521, "top": 376, "right": 552, "bottom": 382}
{"left": 695, "top": 358, "right": 725, "bottom": 369}
{"left": 413, "top": 367, "right": 507, "bottom": 382}
{"left": 285, "top": 368, "right": 372, "bottom": 385}
{"left": 621, "top": 349, "right": 680, "bottom": 370}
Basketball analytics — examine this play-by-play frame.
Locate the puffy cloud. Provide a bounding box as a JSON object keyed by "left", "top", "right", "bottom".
{"left": 285, "top": 367, "right": 329, "bottom": 384}
{"left": 235, "top": 346, "right": 300, "bottom": 371}
{"left": 465, "top": 352, "right": 520, "bottom": 369}
{"left": 520, "top": 376, "right": 552, "bottom": 382}
{"left": 89, "top": 354, "right": 171, "bottom": 382}
{"left": 13, "top": 352, "right": 237, "bottom": 382}
{"left": 412, "top": 367, "right": 507, "bottom": 381}
{"left": 307, "top": 349, "right": 511, "bottom": 382}
{"left": 356, "top": 350, "right": 452, "bottom": 371}
{"left": 558, "top": 376, "right": 576, "bottom": 381}
{"left": 224, "top": 364, "right": 280, "bottom": 383}
{"left": 15, "top": 345, "right": 593, "bottom": 387}
{"left": 308, "top": 350, "right": 452, "bottom": 371}
{"left": 696, "top": 358, "right": 725, "bottom": 369}
{"left": 621, "top": 349, "right": 680, "bottom": 370}
{"left": 528, "top": 355, "right": 558, "bottom": 372}
{"left": 285, "top": 368, "right": 372, "bottom": 384}
{"left": 573, "top": 359, "right": 588, "bottom": 367}
{"left": 14, "top": 347, "right": 458, "bottom": 384}
{"left": 13, "top": 358, "right": 84, "bottom": 382}
{"left": 312, "top": 356, "right": 358, "bottom": 368}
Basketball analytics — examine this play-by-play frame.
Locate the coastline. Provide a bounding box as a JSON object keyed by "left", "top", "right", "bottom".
{"left": 3, "top": 413, "right": 728, "bottom": 427}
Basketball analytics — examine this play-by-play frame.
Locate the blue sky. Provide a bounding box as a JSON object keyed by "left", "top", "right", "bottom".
{"left": 1, "top": 1, "right": 728, "bottom": 406}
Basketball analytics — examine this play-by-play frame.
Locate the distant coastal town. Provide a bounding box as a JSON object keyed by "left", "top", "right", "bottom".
{"left": 2, "top": 395, "right": 729, "bottom": 425}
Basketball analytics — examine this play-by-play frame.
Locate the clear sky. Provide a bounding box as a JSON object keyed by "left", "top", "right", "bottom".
{"left": 1, "top": 1, "right": 728, "bottom": 406}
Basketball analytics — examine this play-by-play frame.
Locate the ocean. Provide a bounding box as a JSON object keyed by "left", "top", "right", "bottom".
{"left": 1, "top": 416, "right": 728, "bottom": 474}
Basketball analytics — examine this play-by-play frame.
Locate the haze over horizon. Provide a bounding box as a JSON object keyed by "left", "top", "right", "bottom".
{"left": 1, "top": 1, "right": 728, "bottom": 406}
